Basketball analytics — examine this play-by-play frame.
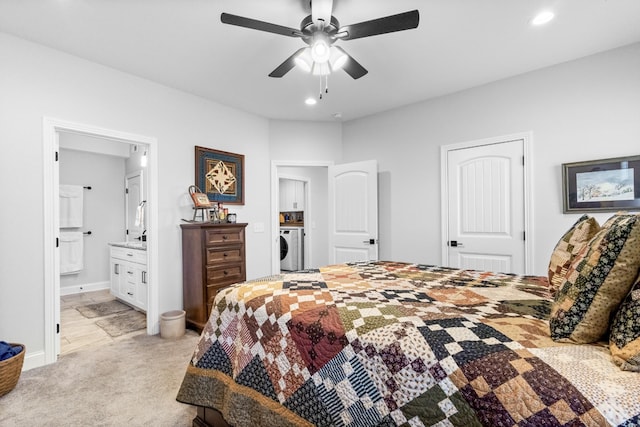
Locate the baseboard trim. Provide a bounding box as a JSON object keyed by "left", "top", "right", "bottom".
{"left": 60, "top": 281, "right": 110, "bottom": 296}
{"left": 22, "top": 349, "right": 46, "bottom": 371}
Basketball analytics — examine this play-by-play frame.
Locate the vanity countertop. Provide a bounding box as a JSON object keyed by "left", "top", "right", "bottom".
{"left": 109, "top": 241, "right": 147, "bottom": 250}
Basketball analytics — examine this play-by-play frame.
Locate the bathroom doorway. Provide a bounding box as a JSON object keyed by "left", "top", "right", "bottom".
{"left": 57, "top": 138, "right": 147, "bottom": 356}
{"left": 43, "top": 117, "right": 158, "bottom": 365}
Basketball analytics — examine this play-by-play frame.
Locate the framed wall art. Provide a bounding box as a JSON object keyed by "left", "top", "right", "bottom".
{"left": 562, "top": 155, "right": 640, "bottom": 213}
{"left": 195, "top": 146, "right": 244, "bottom": 205}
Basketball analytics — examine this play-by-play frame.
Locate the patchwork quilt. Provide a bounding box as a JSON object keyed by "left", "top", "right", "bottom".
{"left": 177, "top": 262, "right": 640, "bottom": 427}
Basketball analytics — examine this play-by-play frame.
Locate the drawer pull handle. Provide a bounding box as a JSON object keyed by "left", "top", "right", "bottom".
{"left": 127, "top": 292, "right": 133, "bottom": 296}
{"left": 127, "top": 271, "right": 134, "bottom": 275}
{"left": 223, "top": 252, "right": 228, "bottom": 257}
{"left": 127, "top": 253, "right": 133, "bottom": 257}
{"left": 222, "top": 235, "right": 228, "bottom": 240}
{"left": 223, "top": 271, "right": 228, "bottom": 275}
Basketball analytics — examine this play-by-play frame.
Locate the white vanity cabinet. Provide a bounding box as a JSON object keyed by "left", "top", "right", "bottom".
{"left": 109, "top": 245, "right": 148, "bottom": 311}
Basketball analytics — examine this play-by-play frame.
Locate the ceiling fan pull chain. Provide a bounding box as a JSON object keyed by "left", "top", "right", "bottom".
{"left": 319, "top": 75, "right": 323, "bottom": 99}
{"left": 325, "top": 74, "right": 329, "bottom": 94}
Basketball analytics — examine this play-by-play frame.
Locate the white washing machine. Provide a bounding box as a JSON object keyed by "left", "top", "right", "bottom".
{"left": 280, "top": 227, "right": 302, "bottom": 271}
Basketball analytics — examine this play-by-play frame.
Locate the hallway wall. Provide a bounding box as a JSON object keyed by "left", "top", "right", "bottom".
{"left": 0, "top": 33, "right": 273, "bottom": 368}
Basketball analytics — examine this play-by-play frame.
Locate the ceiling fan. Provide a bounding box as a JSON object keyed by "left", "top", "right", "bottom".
{"left": 220, "top": 0, "right": 419, "bottom": 80}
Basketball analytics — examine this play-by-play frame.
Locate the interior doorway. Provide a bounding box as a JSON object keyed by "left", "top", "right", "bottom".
{"left": 43, "top": 117, "right": 158, "bottom": 365}
{"left": 271, "top": 159, "right": 380, "bottom": 274}
{"left": 271, "top": 161, "right": 332, "bottom": 275}
{"left": 279, "top": 176, "right": 308, "bottom": 272}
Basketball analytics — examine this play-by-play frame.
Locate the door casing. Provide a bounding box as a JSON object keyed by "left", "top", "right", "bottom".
{"left": 42, "top": 117, "right": 159, "bottom": 368}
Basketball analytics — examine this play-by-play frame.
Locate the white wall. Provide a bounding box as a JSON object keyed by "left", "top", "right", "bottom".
{"left": 342, "top": 42, "right": 640, "bottom": 274}
{"left": 58, "top": 148, "right": 126, "bottom": 293}
{"left": 59, "top": 131, "right": 130, "bottom": 158}
{"left": 2, "top": 29, "right": 638, "bottom": 368}
{"left": 269, "top": 120, "right": 342, "bottom": 273}
{"left": 269, "top": 120, "right": 342, "bottom": 163}
{"left": 0, "top": 33, "right": 273, "bottom": 365}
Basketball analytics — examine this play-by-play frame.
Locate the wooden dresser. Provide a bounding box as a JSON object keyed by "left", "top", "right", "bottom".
{"left": 180, "top": 222, "right": 247, "bottom": 332}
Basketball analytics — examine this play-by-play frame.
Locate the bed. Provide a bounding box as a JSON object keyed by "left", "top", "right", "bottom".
{"left": 177, "top": 260, "right": 640, "bottom": 427}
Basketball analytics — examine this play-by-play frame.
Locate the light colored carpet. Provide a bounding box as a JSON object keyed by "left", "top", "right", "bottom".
{"left": 0, "top": 331, "right": 200, "bottom": 426}
{"left": 76, "top": 300, "right": 132, "bottom": 319}
{"left": 96, "top": 310, "right": 147, "bottom": 337}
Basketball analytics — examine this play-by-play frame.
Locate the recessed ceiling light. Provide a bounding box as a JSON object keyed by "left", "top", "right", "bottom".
{"left": 305, "top": 97, "right": 317, "bottom": 106}
{"left": 531, "top": 11, "right": 555, "bottom": 26}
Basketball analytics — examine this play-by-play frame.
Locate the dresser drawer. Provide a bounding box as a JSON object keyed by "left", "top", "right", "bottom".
{"left": 110, "top": 246, "right": 147, "bottom": 264}
{"left": 206, "top": 264, "right": 244, "bottom": 286}
{"left": 181, "top": 222, "right": 247, "bottom": 333}
{"left": 205, "top": 227, "right": 244, "bottom": 246}
{"left": 206, "top": 246, "right": 243, "bottom": 266}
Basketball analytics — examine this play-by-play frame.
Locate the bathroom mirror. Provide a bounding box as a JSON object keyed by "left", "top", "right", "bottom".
{"left": 125, "top": 170, "right": 145, "bottom": 241}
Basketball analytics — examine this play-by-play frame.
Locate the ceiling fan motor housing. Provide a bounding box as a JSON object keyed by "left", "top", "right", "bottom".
{"left": 300, "top": 15, "right": 340, "bottom": 42}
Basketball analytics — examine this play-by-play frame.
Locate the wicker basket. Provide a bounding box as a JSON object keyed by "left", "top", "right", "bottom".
{"left": 0, "top": 343, "right": 25, "bottom": 397}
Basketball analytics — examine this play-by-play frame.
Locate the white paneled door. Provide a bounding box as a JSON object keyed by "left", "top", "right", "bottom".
{"left": 446, "top": 139, "right": 525, "bottom": 274}
{"left": 328, "top": 160, "right": 378, "bottom": 263}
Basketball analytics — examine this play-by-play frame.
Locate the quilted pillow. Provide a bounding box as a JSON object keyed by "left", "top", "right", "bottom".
{"left": 550, "top": 213, "right": 640, "bottom": 343}
{"left": 548, "top": 214, "right": 600, "bottom": 295}
{"left": 610, "top": 275, "right": 640, "bottom": 371}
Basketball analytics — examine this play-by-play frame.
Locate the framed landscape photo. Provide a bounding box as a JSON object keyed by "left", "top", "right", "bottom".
{"left": 562, "top": 155, "right": 640, "bottom": 213}
{"left": 195, "top": 146, "right": 244, "bottom": 205}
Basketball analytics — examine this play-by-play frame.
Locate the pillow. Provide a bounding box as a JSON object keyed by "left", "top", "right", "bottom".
{"left": 548, "top": 215, "right": 600, "bottom": 296}
{"left": 610, "top": 275, "right": 640, "bottom": 372}
{"left": 549, "top": 213, "right": 640, "bottom": 343}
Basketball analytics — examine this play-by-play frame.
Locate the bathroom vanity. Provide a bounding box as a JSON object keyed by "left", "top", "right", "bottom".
{"left": 109, "top": 242, "right": 148, "bottom": 311}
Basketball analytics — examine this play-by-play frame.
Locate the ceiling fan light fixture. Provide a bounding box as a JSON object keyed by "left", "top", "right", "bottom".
{"left": 310, "top": 33, "right": 331, "bottom": 64}
{"left": 329, "top": 46, "right": 348, "bottom": 71}
{"left": 294, "top": 48, "right": 313, "bottom": 72}
{"left": 312, "top": 61, "right": 331, "bottom": 76}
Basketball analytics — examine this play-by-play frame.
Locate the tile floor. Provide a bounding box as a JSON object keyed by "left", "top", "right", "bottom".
{"left": 60, "top": 289, "right": 146, "bottom": 356}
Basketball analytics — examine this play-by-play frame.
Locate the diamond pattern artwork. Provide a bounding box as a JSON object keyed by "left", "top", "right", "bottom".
{"left": 178, "top": 261, "right": 640, "bottom": 427}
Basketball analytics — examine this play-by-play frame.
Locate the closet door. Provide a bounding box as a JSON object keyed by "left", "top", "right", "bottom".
{"left": 445, "top": 139, "right": 526, "bottom": 274}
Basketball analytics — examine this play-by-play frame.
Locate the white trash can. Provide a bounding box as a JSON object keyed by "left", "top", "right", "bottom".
{"left": 160, "top": 310, "right": 186, "bottom": 339}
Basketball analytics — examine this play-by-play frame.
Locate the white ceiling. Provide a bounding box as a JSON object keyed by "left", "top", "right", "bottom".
{"left": 1, "top": 0, "right": 639, "bottom": 122}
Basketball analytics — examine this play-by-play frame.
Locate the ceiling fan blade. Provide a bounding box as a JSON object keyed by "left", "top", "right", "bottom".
{"left": 340, "top": 51, "right": 368, "bottom": 79}
{"left": 311, "top": 0, "right": 333, "bottom": 29}
{"left": 221, "top": 13, "right": 302, "bottom": 38}
{"left": 338, "top": 10, "right": 419, "bottom": 41}
{"left": 269, "top": 48, "right": 306, "bottom": 78}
